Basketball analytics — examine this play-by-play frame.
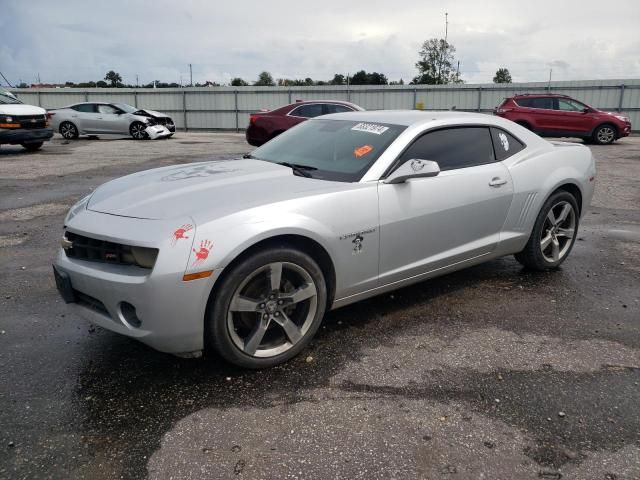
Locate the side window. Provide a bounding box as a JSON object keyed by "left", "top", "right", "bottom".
{"left": 324, "top": 104, "right": 353, "bottom": 114}
{"left": 529, "top": 97, "right": 554, "bottom": 110}
{"left": 515, "top": 98, "right": 532, "bottom": 108}
{"left": 72, "top": 104, "right": 96, "bottom": 113}
{"left": 290, "top": 104, "right": 324, "bottom": 118}
{"left": 97, "top": 104, "right": 119, "bottom": 114}
{"left": 490, "top": 128, "right": 526, "bottom": 161}
{"left": 557, "top": 99, "right": 584, "bottom": 111}
{"left": 397, "top": 127, "right": 495, "bottom": 171}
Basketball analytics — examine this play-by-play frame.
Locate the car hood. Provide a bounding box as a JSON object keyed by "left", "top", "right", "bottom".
{"left": 87, "top": 159, "right": 347, "bottom": 221}
{"left": 134, "top": 108, "right": 169, "bottom": 119}
{"left": 0, "top": 103, "right": 46, "bottom": 116}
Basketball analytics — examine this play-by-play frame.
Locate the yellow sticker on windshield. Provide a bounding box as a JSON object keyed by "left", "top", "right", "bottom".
{"left": 354, "top": 145, "right": 373, "bottom": 158}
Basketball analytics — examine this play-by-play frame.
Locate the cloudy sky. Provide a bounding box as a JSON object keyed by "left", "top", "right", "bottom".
{"left": 2, "top": 0, "right": 639, "bottom": 86}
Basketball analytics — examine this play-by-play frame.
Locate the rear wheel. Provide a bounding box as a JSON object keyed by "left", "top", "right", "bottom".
{"left": 515, "top": 121, "right": 533, "bottom": 131}
{"left": 515, "top": 191, "right": 579, "bottom": 270}
{"left": 21, "top": 142, "right": 43, "bottom": 151}
{"left": 592, "top": 124, "right": 616, "bottom": 145}
{"left": 130, "top": 121, "right": 148, "bottom": 140}
{"left": 60, "top": 121, "right": 79, "bottom": 139}
{"left": 207, "top": 247, "right": 327, "bottom": 368}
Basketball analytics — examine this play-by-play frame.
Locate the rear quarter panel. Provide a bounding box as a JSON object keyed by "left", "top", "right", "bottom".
{"left": 497, "top": 141, "right": 595, "bottom": 254}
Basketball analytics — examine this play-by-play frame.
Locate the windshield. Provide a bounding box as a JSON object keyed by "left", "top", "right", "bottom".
{"left": 0, "top": 89, "right": 21, "bottom": 105}
{"left": 112, "top": 103, "right": 138, "bottom": 113}
{"left": 251, "top": 119, "right": 406, "bottom": 182}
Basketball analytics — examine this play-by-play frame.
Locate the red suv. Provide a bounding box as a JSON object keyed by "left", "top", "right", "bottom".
{"left": 246, "top": 100, "right": 363, "bottom": 146}
{"left": 494, "top": 94, "right": 631, "bottom": 145}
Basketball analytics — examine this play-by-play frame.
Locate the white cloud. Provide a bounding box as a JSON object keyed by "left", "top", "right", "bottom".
{"left": 1, "top": 0, "right": 639, "bottom": 86}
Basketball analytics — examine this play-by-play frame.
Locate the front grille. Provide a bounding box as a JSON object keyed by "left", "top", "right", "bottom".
{"left": 156, "top": 117, "right": 173, "bottom": 126}
{"left": 64, "top": 231, "right": 157, "bottom": 268}
{"left": 17, "top": 114, "right": 47, "bottom": 130}
{"left": 74, "top": 289, "right": 109, "bottom": 316}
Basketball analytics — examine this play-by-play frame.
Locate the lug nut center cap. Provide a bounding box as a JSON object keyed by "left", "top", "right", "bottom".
{"left": 265, "top": 300, "right": 278, "bottom": 314}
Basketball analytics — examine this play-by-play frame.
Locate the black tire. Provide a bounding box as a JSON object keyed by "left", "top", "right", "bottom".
{"left": 59, "top": 121, "right": 79, "bottom": 139}
{"left": 21, "top": 142, "right": 44, "bottom": 151}
{"left": 515, "top": 121, "right": 533, "bottom": 131}
{"left": 582, "top": 137, "right": 593, "bottom": 144}
{"left": 515, "top": 191, "right": 579, "bottom": 271}
{"left": 130, "top": 121, "right": 148, "bottom": 140}
{"left": 592, "top": 124, "right": 616, "bottom": 145}
{"left": 207, "top": 246, "right": 327, "bottom": 369}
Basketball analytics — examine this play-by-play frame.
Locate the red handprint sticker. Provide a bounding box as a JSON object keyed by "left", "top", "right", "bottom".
{"left": 192, "top": 239, "right": 213, "bottom": 266}
{"left": 171, "top": 224, "right": 193, "bottom": 246}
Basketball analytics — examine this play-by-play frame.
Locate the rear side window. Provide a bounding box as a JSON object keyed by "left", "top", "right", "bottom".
{"left": 290, "top": 104, "right": 324, "bottom": 118}
{"left": 72, "top": 104, "right": 96, "bottom": 113}
{"left": 517, "top": 97, "right": 553, "bottom": 110}
{"left": 490, "top": 128, "right": 526, "bottom": 161}
{"left": 325, "top": 104, "right": 353, "bottom": 114}
{"left": 397, "top": 127, "right": 495, "bottom": 171}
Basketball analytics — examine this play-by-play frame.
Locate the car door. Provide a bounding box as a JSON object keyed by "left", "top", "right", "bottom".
{"left": 95, "top": 104, "right": 127, "bottom": 134}
{"left": 554, "top": 98, "right": 594, "bottom": 135}
{"left": 525, "top": 97, "right": 557, "bottom": 132}
{"left": 70, "top": 104, "right": 99, "bottom": 132}
{"left": 378, "top": 126, "right": 514, "bottom": 286}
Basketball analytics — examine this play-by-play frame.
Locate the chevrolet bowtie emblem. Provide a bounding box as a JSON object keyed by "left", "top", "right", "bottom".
{"left": 61, "top": 236, "right": 73, "bottom": 250}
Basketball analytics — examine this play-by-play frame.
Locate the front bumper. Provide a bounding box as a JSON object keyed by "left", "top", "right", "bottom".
{"left": 52, "top": 210, "right": 220, "bottom": 354}
{"left": 0, "top": 127, "right": 53, "bottom": 145}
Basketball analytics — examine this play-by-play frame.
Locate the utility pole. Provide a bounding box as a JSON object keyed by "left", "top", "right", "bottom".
{"left": 189, "top": 64, "right": 193, "bottom": 87}
{"left": 136, "top": 74, "right": 139, "bottom": 87}
{"left": 437, "top": 12, "right": 448, "bottom": 84}
{"left": 548, "top": 68, "right": 553, "bottom": 90}
{"left": 456, "top": 60, "right": 460, "bottom": 83}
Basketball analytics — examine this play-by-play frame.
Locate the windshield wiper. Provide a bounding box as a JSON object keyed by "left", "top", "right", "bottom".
{"left": 277, "top": 162, "right": 317, "bottom": 178}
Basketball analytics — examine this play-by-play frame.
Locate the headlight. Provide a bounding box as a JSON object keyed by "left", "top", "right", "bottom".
{"left": 64, "top": 194, "right": 92, "bottom": 224}
{"left": 120, "top": 246, "right": 158, "bottom": 269}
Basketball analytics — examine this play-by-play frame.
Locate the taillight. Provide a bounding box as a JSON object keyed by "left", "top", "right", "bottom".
{"left": 249, "top": 114, "right": 257, "bottom": 125}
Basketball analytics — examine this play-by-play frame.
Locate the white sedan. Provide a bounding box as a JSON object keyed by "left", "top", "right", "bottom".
{"left": 53, "top": 111, "right": 596, "bottom": 368}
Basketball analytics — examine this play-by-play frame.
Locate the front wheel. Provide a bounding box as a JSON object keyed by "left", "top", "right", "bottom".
{"left": 593, "top": 124, "right": 616, "bottom": 145}
{"left": 22, "top": 142, "right": 44, "bottom": 151}
{"left": 130, "top": 121, "right": 148, "bottom": 140}
{"left": 207, "top": 247, "right": 327, "bottom": 368}
{"left": 515, "top": 191, "right": 579, "bottom": 270}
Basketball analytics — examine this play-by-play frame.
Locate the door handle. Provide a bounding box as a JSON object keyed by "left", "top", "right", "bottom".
{"left": 489, "top": 177, "right": 507, "bottom": 187}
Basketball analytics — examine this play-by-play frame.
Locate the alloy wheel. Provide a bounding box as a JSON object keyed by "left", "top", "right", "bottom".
{"left": 596, "top": 126, "right": 615, "bottom": 144}
{"left": 539, "top": 200, "right": 576, "bottom": 263}
{"left": 226, "top": 262, "right": 318, "bottom": 358}
{"left": 60, "top": 122, "right": 77, "bottom": 139}
{"left": 131, "top": 123, "right": 147, "bottom": 139}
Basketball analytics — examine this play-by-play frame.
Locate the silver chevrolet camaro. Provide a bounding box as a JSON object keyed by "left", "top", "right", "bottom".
{"left": 53, "top": 111, "right": 596, "bottom": 368}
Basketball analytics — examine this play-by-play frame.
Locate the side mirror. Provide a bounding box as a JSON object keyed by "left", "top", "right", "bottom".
{"left": 384, "top": 159, "right": 440, "bottom": 184}
{"left": 582, "top": 107, "right": 591, "bottom": 114}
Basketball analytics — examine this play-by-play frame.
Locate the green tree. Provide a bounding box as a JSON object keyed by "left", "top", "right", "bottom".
{"left": 230, "top": 77, "right": 249, "bottom": 86}
{"left": 96, "top": 80, "right": 108, "bottom": 88}
{"left": 104, "top": 70, "right": 123, "bottom": 87}
{"left": 493, "top": 68, "right": 512, "bottom": 83}
{"left": 330, "top": 74, "right": 345, "bottom": 85}
{"left": 254, "top": 71, "right": 275, "bottom": 86}
{"left": 349, "top": 70, "right": 388, "bottom": 85}
{"left": 411, "top": 38, "right": 459, "bottom": 85}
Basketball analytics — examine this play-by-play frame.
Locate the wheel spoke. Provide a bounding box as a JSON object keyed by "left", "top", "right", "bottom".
{"left": 546, "top": 209, "right": 557, "bottom": 226}
{"left": 273, "top": 312, "right": 302, "bottom": 345}
{"left": 557, "top": 228, "right": 574, "bottom": 238}
{"left": 540, "top": 232, "right": 553, "bottom": 250}
{"left": 229, "top": 295, "right": 260, "bottom": 312}
{"left": 556, "top": 203, "right": 571, "bottom": 224}
{"left": 269, "top": 263, "right": 283, "bottom": 291}
{"left": 282, "top": 283, "right": 316, "bottom": 305}
{"left": 551, "top": 238, "right": 561, "bottom": 261}
{"left": 243, "top": 321, "right": 268, "bottom": 355}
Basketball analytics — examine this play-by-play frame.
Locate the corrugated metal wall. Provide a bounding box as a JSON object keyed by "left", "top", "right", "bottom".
{"left": 11, "top": 79, "right": 640, "bottom": 131}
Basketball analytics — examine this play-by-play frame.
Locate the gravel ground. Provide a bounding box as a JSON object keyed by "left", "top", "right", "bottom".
{"left": 0, "top": 133, "right": 638, "bottom": 480}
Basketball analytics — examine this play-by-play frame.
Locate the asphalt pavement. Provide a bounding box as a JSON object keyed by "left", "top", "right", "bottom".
{"left": 1, "top": 133, "right": 638, "bottom": 479}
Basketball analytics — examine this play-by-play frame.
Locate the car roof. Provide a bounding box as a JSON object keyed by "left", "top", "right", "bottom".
{"left": 319, "top": 109, "right": 502, "bottom": 127}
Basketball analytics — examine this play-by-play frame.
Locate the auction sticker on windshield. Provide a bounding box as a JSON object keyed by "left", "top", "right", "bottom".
{"left": 351, "top": 123, "right": 389, "bottom": 135}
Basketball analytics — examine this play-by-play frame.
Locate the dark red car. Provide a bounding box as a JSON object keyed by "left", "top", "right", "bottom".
{"left": 494, "top": 93, "right": 631, "bottom": 145}
{"left": 245, "top": 100, "right": 364, "bottom": 146}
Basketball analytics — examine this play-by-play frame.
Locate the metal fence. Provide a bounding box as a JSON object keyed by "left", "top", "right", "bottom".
{"left": 11, "top": 78, "right": 640, "bottom": 132}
